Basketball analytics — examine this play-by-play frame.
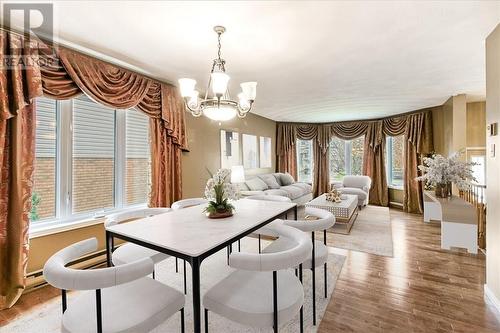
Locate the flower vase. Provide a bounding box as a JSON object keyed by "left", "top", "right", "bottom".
{"left": 435, "top": 183, "right": 450, "bottom": 198}
{"left": 207, "top": 210, "right": 233, "bottom": 219}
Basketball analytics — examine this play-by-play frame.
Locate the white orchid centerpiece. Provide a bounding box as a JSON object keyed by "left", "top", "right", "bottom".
{"left": 204, "top": 168, "right": 239, "bottom": 217}
{"left": 416, "top": 151, "right": 476, "bottom": 191}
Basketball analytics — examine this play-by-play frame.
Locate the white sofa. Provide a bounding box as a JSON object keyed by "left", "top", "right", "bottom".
{"left": 332, "top": 175, "right": 371, "bottom": 208}
{"left": 239, "top": 173, "right": 313, "bottom": 205}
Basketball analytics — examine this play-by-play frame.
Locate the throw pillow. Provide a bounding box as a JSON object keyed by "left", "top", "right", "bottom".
{"left": 272, "top": 173, "right": 283, "bottom": 186}
{"left": 280, "top": 173, "right": 295, "bottom": 185}
{"left": 245, "top": 177, "right": 269, "bottom": 191}
{"left": 258, "top": 174, "right": 281, "bottom": 189}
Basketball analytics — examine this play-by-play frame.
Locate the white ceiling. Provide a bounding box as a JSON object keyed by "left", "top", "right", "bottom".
{"left": 7, "top": 1, "right": 500, "bottom": 122}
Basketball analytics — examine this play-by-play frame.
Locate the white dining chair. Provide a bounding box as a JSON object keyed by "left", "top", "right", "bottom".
{"left": 104, "top": 208, "right": 179, "bottom": 284}
{"left": 43, "top": 238, "right": 185, "bottom": 333}
{"left": 245, "top": 195, "right": 292, "bottom": 253}
{"left": 202, "top": 223, "right": 312, "bottom": 333}
{"left": 263, "top": 207, "right": 335, "bottom": 326}
{"left": 171, "top": 198, "right": 208, "bottom": 210}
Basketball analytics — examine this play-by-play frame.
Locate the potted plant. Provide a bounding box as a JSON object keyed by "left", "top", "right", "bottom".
{"left": 416, "top": 151, "right": 476, "bottom": 198}
{"left": 204, "top": 168, "right": 239, "bottom": 218}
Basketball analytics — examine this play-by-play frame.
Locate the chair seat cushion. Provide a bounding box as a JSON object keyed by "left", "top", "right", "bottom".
{"left": 341, "top": 187, "right": 368, "bottom": 200}
{"left": 203, "top": 270, "right": 303, "bottom": 328}
{"left": 263, "top": 237, "right": 328, "bottom": 269}
{"left": 62, "top": 277, "right": 184, "bottom": 333}
{"left": 112, "top": 243, "right": 169, "bottom": 266}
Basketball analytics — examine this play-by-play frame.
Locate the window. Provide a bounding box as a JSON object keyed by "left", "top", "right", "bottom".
{"left": 329, "top": 136, "right": 364, "bottom": 181}
{"left": 296, "top": 139, "right": 313, "bottom": 183}
{"left": 31, "top": 95, "right": 151, "bottom": 228}
{"left": 32, "top": 98, "right": 57, "bottom": 221}
{"left": 386, "top": 135, "right": 404, "bottom": 187}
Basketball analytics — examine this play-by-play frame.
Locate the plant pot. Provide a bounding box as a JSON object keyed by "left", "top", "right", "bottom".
{"left": 207, "top": 210, "right": 233, "bottom": 219}
{"left": 435, "top": 183, "right": 450, "bottom": 198}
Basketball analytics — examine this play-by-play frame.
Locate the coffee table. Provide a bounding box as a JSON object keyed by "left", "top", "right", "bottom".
{"left": 305, "top": 193, "right": 359, "bottom": 234}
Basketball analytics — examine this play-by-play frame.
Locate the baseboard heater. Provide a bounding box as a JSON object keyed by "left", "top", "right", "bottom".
{"left": 25, "top": 250, "right": 108, "bottom": 292}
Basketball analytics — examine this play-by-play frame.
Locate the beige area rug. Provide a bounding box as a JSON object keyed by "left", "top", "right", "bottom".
{"left": 301, "top": 205, "right": 394, "bottom": 257}
{"left": 4, "top": 238, "right": 345, "bottom": 333}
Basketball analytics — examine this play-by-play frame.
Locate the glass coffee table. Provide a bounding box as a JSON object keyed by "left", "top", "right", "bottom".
{"left": 305, "top": 193, "right": 359, "bottom": 234}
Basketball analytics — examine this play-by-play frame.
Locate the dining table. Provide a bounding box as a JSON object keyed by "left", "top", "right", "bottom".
{"left": 105, "top": 198, "right": 297, "bottom": 333}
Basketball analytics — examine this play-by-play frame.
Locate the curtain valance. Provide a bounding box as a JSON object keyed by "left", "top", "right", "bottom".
{"left": 330, "top": 121, "right": 368, "bottom": 140}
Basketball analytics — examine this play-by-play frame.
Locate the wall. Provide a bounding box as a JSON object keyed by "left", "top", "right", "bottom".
{"left": 182, "top": 113, "right": 277, "bottom": 198}
{"left": 486, "top": 23, "right": 500, "bottom": 306}
{"left": 466, "top": 101, "right": 487, "bottom": 147}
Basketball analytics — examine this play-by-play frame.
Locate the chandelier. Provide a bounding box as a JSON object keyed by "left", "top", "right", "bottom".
{"left": 178, "top": 26, "right": 257, "bottom": 121}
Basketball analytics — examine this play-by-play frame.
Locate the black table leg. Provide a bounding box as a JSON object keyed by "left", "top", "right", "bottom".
{"left": 105, "top": 230, "right": 113, "bottom": 267}
{"left": 191, "top": 257, "right": 202, "bottom": 333}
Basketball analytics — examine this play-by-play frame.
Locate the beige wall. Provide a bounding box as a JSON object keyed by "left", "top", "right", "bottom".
{"left": 182, "top": 113, "right": 276, "bottom": 198}
{"left": 486, "top": 24, "right": 500, "bottom": 303}
{"left": 466, "top": 101, "right": 487, "bottom": 147}
{"left": 433, "top": 95, "right": 468, "bottom": 157}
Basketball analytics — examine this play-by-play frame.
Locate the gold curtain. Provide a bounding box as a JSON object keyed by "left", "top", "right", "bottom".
{"left": 363, "top": 121, "right": 388, "bottom": 206}
{"left": 404, "top": 111, "right": 433, "bottom": 213}
{"left": 276, "top": 123, "right": 297, "bottom": 178}
{"left": 312, "top": 124, "right": 330, "bottom": 196}
{"left": 0, "top": 31, "right": 43, "bottom": 309}
{"left": 330, "top": 121, "right": 368, "bottom": 140}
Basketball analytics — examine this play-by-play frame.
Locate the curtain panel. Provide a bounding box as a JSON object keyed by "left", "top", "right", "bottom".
{"left": 0, "top": 31, "right": 43, "bottom": 309}
{"left": 362, "top": 121, "right": 389, "bottom": 206}
{"left": 0, "top": 29, "right": 188, "bottom": 308}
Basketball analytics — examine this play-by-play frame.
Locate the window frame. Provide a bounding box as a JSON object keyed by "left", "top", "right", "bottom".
{"left": 386, "top": 135, "right": 404, "bottom": 189}
{"left": 296, "top": 139, "right": 314, "bottom": 183}
{"left": 30, "top": 97, "right": 150, "bottom": 234}
{"left": 328, "top": 136, "right": 364, "bottom": 181}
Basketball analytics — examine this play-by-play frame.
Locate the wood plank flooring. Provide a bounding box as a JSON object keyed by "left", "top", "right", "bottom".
{"left": 1, "top": 209, "right": 499, "bottom": 332}
{"left": 318, "top": 209, "right": 500, "bottom": 333}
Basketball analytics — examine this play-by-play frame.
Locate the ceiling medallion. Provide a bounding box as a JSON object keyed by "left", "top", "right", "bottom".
{"left": 178, "top": 26, "right": 257, "bottom": 121}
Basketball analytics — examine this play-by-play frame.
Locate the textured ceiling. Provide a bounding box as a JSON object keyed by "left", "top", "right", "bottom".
{"left": 7, "top": 1, "right": 500, "bottom": 122}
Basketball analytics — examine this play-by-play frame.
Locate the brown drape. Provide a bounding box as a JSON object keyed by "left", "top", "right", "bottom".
{"left": 40, "top": 46, "right": 187, "bottom": 207}
{"left": 0, "top": 31, "right": 43, "bottom": 309}
{"left": 363, "top": 121, "right": 388, "bottom": 206}
{"left": 404, "top": 112, "right": 433, "bottom": 213}
{"left": 330, "top": 121, "right": 368, "bottom": 140}
{"left": 276, "top": 123, "right": 297, "bottom": 178}
{"left": 312, "top": 125, "right": 330, "bottom": 197}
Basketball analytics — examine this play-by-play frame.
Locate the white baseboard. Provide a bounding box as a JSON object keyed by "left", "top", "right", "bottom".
{"left": 484, "top": 284, "right": 500, "bottom": 314}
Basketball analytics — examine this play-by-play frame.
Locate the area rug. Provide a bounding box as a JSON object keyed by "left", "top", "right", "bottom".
{"left": 326, "top": 205, "right": 393, "bottom": 257}
{"left": 3, "top": 238, "right": 345, "bottom": 333}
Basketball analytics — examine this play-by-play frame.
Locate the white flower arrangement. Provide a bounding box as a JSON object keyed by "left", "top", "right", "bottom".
{"left": 204, "top": 168, "right": 240, "bottom": 215}
{"left": 416, "top": 150, "right": 476, "bottom": 190}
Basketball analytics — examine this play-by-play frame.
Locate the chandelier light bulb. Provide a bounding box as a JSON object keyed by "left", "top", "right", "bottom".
{"left": 238, "top": 92, "right": 250, "bottom": 109}
{"left": 240, "top": 82, "right": 257, "bottom": 100}
{"left": 188, "top": 90, "right": 199, "bottom": 109}
{"left": 211, "top": 72, "right": 230, "bottom": 96}
{"left": 178, "top": 78, "right": 196, "bottom": 97}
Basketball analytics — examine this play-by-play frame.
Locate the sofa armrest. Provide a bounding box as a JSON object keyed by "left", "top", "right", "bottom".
{"left": 331, "top": 181, "right": 344, "bottom": 189}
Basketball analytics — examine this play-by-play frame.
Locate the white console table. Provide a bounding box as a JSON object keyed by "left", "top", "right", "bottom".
{"left": 423, "top": 191, "right": 478, "bottom": 254}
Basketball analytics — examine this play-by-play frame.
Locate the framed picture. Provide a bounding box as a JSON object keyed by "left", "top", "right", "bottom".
{"left": 220, "top": 130, "right": 240, "bottom": 169}
{"left": 259, "top": 136, "right": 272, "bottom": 168}
{"left": 242, "top": 134, "right": 258, "bottom": 169}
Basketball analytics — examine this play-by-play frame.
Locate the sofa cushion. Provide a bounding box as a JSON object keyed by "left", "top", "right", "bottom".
{"left": 280, "top": 185, "right": 307, "bottom": 200}
{"left": 343, "top": 175, "right": 371, "bottom": 191}
{"left": 272, "top": 173, "right": 283, "bottom": 186}
{"left": 258, "top": 174, "right": 281, "bottom": 189}
{"left": 280, "top": 173, "right": 295, "bottom": 186}
{"left": 341, "top": 187, "right": 368, "bottom": 200}
{"left": 290, "top": 182, "right": 313, "bottom": 193}
{"left": 264, "top": 189, "right": 289, "bottom": 197}
{"left": 245, "top": 178, "right": 268, "bottom": 191}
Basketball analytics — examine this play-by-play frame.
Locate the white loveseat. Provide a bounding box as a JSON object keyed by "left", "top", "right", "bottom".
{"left": 239, "top": 173, "right": 313, "bottom": 205}
{"left": 332, "top": 175, "right": 372, "bottom": 208}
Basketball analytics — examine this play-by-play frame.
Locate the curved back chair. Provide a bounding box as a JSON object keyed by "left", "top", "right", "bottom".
{"left": 171, "top": 198, "right": 208, "bottom": 210}
{"left": 264, "top": 206, "right": 335, "bottom": 326}
{"left": 104, "top": 207, "right": 179, "bottom": 287}
{"left": 244, "top": 195, "right": 293, "bottom": 252}
{"left": 203, "top": 224, "right": 312, "bottom": 332}
{"left": 43, "top": 238, "right": 185, "bottom": 333}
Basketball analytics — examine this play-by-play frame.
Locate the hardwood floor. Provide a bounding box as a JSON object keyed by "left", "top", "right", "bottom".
{"left": 319, "top": 209, "right": 500, "bottom": 333}
{"left": 1, "top": 209, "right": 499, "bottom": 332}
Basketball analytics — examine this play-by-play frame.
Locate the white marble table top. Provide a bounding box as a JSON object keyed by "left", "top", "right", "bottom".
{"left": 107, "top": 199, "right": 296, "bottom": 257}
